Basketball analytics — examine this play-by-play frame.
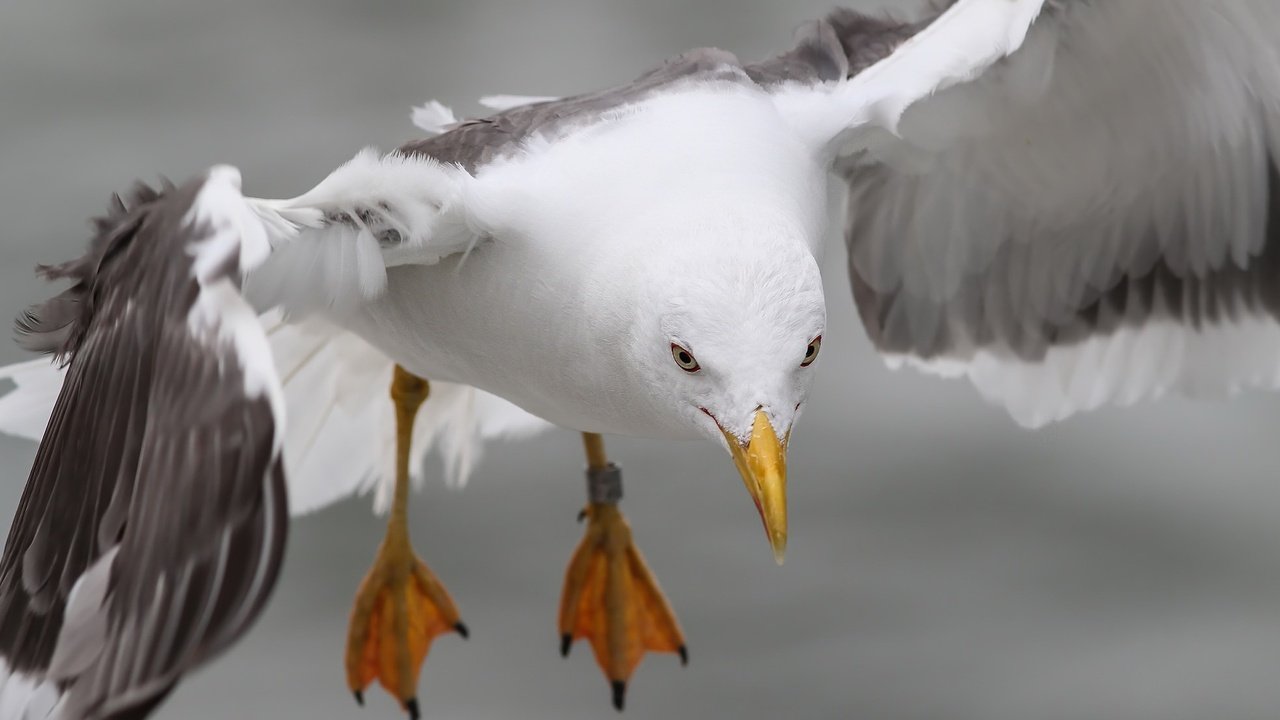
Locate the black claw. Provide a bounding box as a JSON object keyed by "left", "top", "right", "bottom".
{"left": 611, "top": 680, "right": 626, "bottom": 712}
{"left": 353, "top": 690, "right": 364, "bottom": 706}
{"left": 560, "top": 633, "right": 572, "bottom": 657}
{"left": 454, "top": 621, "right": 470, "bottom": 639}
{"left": 405, "top": 697, "right": 421, "bottom": 720}
{"left": 678, "top": 645, "right": 688, "bottom": 666}
{"left": 577, "top": 508, "right": 587, "bottom": 523}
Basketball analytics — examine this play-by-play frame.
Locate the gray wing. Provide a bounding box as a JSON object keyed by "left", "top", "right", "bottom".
{"left": 399, "top": 47, "right": 753, "bottom": 171}
{"left": 252, "top": 55, "right": 755, "bottom": 314}
{"left": 763, "top": 2, "right": 1280, "bottom": 425}
{"left": 0, "top": 170, "right": 287, "bottom": 720}
{"left": 402, "top": 5, "right": 924, "bottom": 170}
{"left": 744, "top": 8, "right": 918, "bottom": 87}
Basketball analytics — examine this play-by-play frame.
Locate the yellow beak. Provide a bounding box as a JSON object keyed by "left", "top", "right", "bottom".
{"left": 723, "top": 409, "right": 788, "bottom": 565}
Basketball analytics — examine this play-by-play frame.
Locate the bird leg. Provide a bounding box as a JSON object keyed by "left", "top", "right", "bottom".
{"left": 559, "top": 433, "right": 687, "bottom": 711}
{"left": 346, "top": 366, "right": 467, "bottom": 719}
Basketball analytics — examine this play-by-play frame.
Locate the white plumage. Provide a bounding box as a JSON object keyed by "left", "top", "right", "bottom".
{"left": 246, "top": 149, "right": 477, "bottom": 317}
{"left": 3, "top": 7, "right": 1280, "bottom": 715}
{"left": 264, "top": 314, "right": 549, "bottom": 515}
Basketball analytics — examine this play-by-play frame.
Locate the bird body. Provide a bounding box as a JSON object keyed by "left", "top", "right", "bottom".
{"left": 344, "top": 78, "right": 830, "bottom": 440}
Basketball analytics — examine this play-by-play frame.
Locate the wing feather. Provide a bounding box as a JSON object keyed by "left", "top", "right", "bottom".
{"left": 0, "top": 169, "right": 287, "bottom": 720}
{"left": 770, "top": 1, "right": 1280, "bottom": 425}
{"left": 243, "top": 147, "right": 477, "bottom": 317}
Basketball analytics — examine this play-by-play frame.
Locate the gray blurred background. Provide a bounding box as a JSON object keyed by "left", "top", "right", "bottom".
{"left": 3, "top": 1, "right": 1280, "bottom": 718}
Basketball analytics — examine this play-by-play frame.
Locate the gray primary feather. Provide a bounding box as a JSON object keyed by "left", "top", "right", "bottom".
{"left": 846, "top": 161, "right": 1280, "bottom": 363}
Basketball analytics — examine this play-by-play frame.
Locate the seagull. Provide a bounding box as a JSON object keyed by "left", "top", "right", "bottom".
{"left": 1, "top": 0, "right": 1278, "bottom": 717}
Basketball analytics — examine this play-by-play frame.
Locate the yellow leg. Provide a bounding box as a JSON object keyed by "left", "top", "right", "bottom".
{"left": 345, "top": 366, "right": 467, "bottom": 719}
{"left": 559, "top": 433, "right": 687, "bottom": 711}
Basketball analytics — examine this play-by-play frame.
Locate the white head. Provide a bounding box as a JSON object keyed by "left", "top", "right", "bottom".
{"left": 605, "top": 204, "right": 827, "bottom": 562}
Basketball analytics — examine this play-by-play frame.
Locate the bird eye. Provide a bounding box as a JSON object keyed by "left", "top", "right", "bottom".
{"left": 671, "top": 343, "right": 700, "bottom": 373}
{"left": 801, "top": 336, "right": 822, "bottom": 367}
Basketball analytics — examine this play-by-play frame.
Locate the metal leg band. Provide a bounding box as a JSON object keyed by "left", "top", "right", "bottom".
{"left": 586, "top": 463, "right": 623, "bottom": 505}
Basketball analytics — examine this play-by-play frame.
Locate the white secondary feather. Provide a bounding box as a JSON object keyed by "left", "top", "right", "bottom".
{"left": 244, "top": 147, "right": 477, "bottom": 317}
{"left": 836, "top": 0, "right": 1280, "bottom": 425}
{"left": 263, "top": 313, "right": 552, "bottom": 516}
{"left": 958, "top": 315, "right": 1280, "bottom": 428}
{"left": 0, "top": 657, "right": 61, "bottom": 720}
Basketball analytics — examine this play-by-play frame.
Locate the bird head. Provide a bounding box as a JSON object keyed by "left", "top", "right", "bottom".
{"left": 623, "top": 212, "right": 826, "bottom": 564}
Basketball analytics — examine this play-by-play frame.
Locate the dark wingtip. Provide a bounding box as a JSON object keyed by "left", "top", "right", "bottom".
{"left": 611, "top": 680, "right": 626, "bottom": 712}
{"left": 678, "top": 645, "right": 688, "bottom": 666}
{"left": 405, "top": 697, "right": 421, "bottom": 720}
{"left": 454, "top": 621, "right": 470, "bottom": 639}
{"left": 352, "top": 690, "right": 364, "bottom": 706}
{"left": 577, "top": 508, "right": 587, "bottom": 523}
{"left": 560, "top": 633, "right": 572, "bottom": 658}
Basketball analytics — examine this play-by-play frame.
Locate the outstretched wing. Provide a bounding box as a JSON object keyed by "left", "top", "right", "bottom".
{"left": 1, "top": 143, "right": 553, "bottom": 526}
{"left": 763, "top": 1, "right": 1280, "bottom": 426}
{"left": 0, "top": 144, "right": 553, "bottom": 716}
{"left": 0, "top": 168, "right": 287, "bottom": 720}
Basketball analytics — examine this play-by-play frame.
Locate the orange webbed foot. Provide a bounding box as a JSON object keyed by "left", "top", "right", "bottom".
{"left": 345, "top": 538, "right": 466, "bottom": 719}
{"left": 559, "top": 503, "right": 687, "bottom": 711}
